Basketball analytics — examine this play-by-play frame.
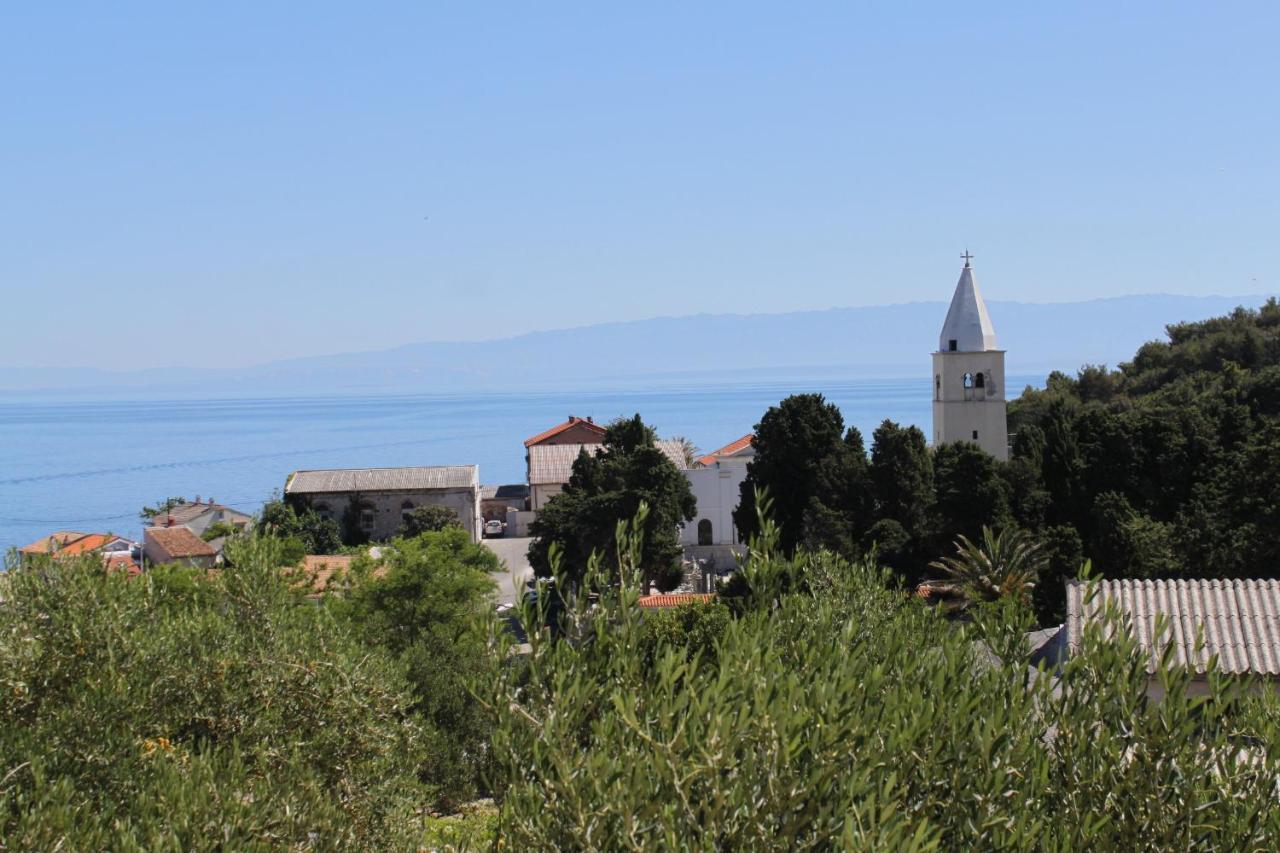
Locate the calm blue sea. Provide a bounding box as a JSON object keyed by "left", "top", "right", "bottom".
{"left": 0, "top": 374, "right": 1041, "bottom": 553}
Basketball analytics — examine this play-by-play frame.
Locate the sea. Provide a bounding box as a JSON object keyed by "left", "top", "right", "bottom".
{"left": 0, "top": 374, "right": 1041, "bottom": 554}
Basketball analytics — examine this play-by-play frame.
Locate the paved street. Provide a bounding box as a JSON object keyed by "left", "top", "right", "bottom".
{"left": 482, "top": 536, "right": 534, "bottom": 606}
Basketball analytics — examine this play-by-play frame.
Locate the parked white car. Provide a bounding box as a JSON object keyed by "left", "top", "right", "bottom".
{"left": 483, "top": 519, "right": 505, "bottom": 538}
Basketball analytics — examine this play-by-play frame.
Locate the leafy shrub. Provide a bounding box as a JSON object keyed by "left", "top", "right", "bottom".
{"left": 488, "top": 522, "right": 1280, "bottom": 848}
{"left": 0, "top": 538, "right": 431, "bottom": 848}
{"left": 635, "top": 599, "right": 730, "bottom": 671}
{"left": 337, "top": 528, "right": 499, "bottom": 807}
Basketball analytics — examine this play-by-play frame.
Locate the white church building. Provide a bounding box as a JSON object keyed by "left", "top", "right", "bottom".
{"left": 932, "top": 253, "right": 1009, "bottom": 460}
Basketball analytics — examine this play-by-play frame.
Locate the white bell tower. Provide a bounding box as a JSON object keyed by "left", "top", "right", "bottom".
{"left": 931, "top": 252, "right": 1008, "bottom": 460}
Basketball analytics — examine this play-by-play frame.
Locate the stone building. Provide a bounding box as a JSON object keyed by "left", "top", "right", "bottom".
{"left": 284, "top": 465, "right": 482, "bottom": 542}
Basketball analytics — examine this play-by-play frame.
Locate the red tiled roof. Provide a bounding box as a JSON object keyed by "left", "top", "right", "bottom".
{"left": 19, "top": 531, "right": 115, "bottom": 556}
{"left": 696, "top": 434, "right": 753, "bottom": 467}
{"left": 637, "top": 593, "right": 716, "bottom": 608}
{"left": 523, "top": 416, "right": 607, "bottom": 448}
{"left": 104, "top": 552, "right": 142, "bottom": 576}
{"left": 146, "top": 526, "right": 217, "bottom": 558}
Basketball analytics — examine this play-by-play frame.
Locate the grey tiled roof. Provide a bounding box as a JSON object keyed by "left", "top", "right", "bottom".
{"left": 1065, "top": 579, "right": 1280, "bottom": 676}
{"left": 528, "top": 441, "right": 688, "bottom": 485}
{"left": 148, "top": 502, "right": 251, "bottom": 525}
{"left": 286, "top": 465, "right": 478, "bottom": 494}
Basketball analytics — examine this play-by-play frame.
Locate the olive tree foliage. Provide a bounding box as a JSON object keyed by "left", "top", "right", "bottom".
{"left": 485, "top": 510, "right": 1280, "bottom": 848}
{"left": 336, "top": 527, "right": 499, "bottom": 806}
{"left": 0, "top": 538, "right": 432, "bottom": 849}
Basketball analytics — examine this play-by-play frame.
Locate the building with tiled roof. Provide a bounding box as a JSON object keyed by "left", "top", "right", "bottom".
{"left": 146, "top": 499, "right": 252, "bottom": 538}
{"left": 1065, "top": 578, "right": 1280, "bottom": 699}
{"left": 523, "top": 415, "right": 607, "bottom": 449}
{"left": 682, "top": 433, "right": 755, "bottom": 550}
{"left": 284, "top": 465, "right": 482, "bottom": 542}
{"left": 18, "top": 531, "right": 135, "bottom": 566}
{"left": 528, "top": 440, "right": 689, "bottom": 511}
{"left": 695, "top": 434, "right": 754, "bottom": 468}
{"left": 143, "top": 525, "right": 219, "bottom": 568}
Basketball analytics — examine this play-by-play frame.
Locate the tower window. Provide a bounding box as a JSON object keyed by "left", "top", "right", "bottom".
{"left": 934, "top": 375, "right": 941, "bottom": 400}
{"left": 963, "top": 372, "right": 974, "bottom": 389}
{"left": 972, "top": 430, "right": 979, "bottom": 440}
{"left": 975, "top": 373, "right": 985, "bottom": 389}
{"left": 948, "top": 339, "right": 958, "bottom": 352}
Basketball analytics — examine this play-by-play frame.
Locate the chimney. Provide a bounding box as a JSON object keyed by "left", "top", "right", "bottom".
{"left": 587, "top": 416, "right": 593, "bottom": 424}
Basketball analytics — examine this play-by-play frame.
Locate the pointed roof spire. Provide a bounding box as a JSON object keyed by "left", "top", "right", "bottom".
{"left": 938, "top": 253, "right": 998, "bottom": 352}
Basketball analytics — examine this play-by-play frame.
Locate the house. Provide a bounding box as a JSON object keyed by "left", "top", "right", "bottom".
{"left": 18, "top": 531, "right": 136, "bottom": 566}
{"left": 146, "top": 499, "right": 252, "bottom": 538}
{"left": 284, "top": 465, "right": 483, "bottom": 542}
{"left": 1064, "top": 578, "right": 1280, "bottom": 699}
{"left": 524, "top": 416, "right": 607, "bottom": 509}
{"left": 143, "top": 525, "right": 219, "bottom": 569}
{"left": 681, "top": 435, "right": 754, "bottom": 547}
{"left": 528, "top": 440, "right": 689, "bottom": 512}
{"left": 524, "top": 415, "right": 607, "bottom": 450}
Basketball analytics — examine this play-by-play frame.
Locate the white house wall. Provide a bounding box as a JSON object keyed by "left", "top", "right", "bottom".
{"left": 681, "top": 465, "right": 747, "bottom": 546}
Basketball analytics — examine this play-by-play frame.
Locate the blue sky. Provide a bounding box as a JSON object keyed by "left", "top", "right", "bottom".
{"left": 3, "top": 2, "right": 1278, "bottom": 370}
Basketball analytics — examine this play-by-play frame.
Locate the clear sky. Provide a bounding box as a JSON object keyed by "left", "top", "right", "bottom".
{"left": 3, "top": 2, "right": 1278, "bottom": 370}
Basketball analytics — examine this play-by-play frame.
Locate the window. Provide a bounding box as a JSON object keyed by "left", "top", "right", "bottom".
{"left": 948, "top": 339, "right": 958, "bottom": 351}
{"left": 360, "top": 508, "right": 376, "bottom": 530}
{"left": 314, "top": 501, "right": 332, "bottom": 519}
{"left": 934, "top": 375, "right": 941, "bottom": 400}
{"left": 697, "top": 519, "right": 713, "bottom": 546}
{"left": 963, "top": 372, "right": 974, "bottom": 389}
{"left": 400, "top": 499, "right": 415, "bottom": 520}
{"left": 974, "top": 373, "right": 985, "bottom": 389}
{"left": 972, "top": 430, "right": 979, "bottom": 440}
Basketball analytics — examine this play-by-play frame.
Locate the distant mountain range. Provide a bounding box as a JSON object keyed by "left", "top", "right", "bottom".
{"left": 1, "top": 294, "right": 1272, "bottom": 396}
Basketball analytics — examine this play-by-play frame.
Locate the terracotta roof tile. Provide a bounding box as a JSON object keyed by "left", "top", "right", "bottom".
{"left": 19, "top": 531, "right": 116, "bottom": 556}
{"left": 637, "top": 593, "right": 716, "bottom": 608}
{"left": 523, "top": 417, "right": 607, "bottom": 448}
{"left": 696, "top": 434, "right": 754, "bottom": 467}
{"left": 146, "top": 526, "right": 217, "bottom": 558}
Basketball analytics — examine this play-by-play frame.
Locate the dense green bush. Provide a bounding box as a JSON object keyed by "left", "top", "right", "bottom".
{"left": 0, "top": 539, "right": 431, "bottom": 848}
{"left": 488, "top": 526, "right": 1280, "bottom": 848}
{"left": 336, "top": 528, "right": 499, "bottom": 806}
{"left": 635, "top": 599, "right": 730, "bottom": 672}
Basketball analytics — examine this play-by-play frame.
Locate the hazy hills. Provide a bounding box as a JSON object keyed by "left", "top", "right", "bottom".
{"left": 1, "top": 294, "right": 1271, "bottom": 396}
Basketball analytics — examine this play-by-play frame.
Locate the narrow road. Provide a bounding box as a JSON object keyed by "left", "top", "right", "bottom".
{"left": 482, "top": 536, "right": 534, "bottom": 606}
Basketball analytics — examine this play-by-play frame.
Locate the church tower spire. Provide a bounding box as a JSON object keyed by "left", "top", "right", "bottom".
{"left": 931, "top": 253, "right": 1009, "bottom": 459}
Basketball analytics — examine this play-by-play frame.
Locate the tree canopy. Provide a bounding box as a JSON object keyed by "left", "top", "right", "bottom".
{"left": 528, "top": 414, "right": 696, "bottom": 589}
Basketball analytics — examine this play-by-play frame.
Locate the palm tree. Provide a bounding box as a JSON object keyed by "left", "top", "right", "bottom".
{"left": 928, "top": 526, "right": 1045, "bottom": 608}
{"left": 671, "top": 436, "right": 701, "bottom": 468}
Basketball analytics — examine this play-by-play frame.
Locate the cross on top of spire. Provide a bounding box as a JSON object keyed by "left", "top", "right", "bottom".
{"left": 960, "top": 250, "right": 974, "bottom": 268}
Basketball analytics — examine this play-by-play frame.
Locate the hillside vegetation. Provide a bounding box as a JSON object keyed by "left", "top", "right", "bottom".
{"left": 1008, "top": 298, "right": 1280, "bottom": 617}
